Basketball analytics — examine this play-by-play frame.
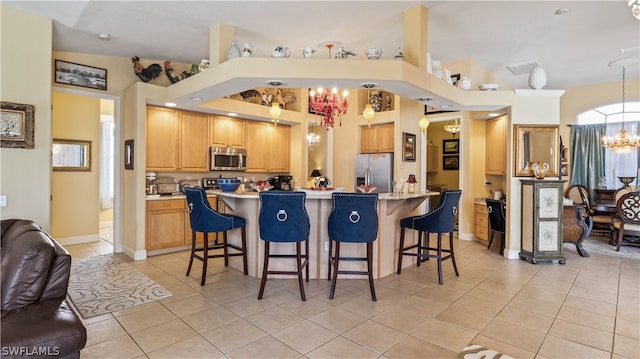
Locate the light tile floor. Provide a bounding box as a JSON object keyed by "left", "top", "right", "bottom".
{"left": 66, "top": 236, "right": 640, "bottom": 359}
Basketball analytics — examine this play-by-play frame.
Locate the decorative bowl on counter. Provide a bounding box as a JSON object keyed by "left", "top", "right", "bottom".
{"left": 218, "top": 179, "right": 241, "bottom": 192}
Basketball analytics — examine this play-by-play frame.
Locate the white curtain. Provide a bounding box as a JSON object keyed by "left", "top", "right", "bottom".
{"left": 604, "top": 121, "right": 639, "bottom": 188}
{"left": 100, "top": 121, "right": 114, "bottom": 209}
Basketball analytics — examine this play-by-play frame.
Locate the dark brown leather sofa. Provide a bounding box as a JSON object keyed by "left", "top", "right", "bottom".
{"left": 1, "top": 219, "right": 87, "bottom": 358}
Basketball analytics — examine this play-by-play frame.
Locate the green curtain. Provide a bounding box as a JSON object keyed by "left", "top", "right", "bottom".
{"left": 570, "top": 124, "right": 605, "bottom": 201}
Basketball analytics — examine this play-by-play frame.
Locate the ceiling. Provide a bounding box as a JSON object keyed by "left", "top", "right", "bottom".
{"left": 5, "top": 1, "right": 640, "bottom": 96}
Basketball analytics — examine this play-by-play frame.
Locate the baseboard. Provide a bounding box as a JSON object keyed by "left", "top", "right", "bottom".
{"left": 505, "top": 248, "right": 520, "bottom": 259}
{"left": 458, "top": 232, "right": 475, "bottom": 241}
{"left": 122, "top": 245, "right": 147, "bottom": 261}
{"left": 57, "top": 234, "right": 100, "bottom": 246}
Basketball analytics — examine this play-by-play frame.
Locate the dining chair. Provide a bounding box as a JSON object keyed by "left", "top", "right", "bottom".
{"left": 184, "top": 187, "right": 248, "bottom": 286}
{"left": 613, "top": 191, "right": 640, "bottom": 251}
{"left": 397, "top": 190, "right": 462, "bottom": 284}
{"left": 327, "top": 193, "right": 379, "bottom": 301}
{"left": 257, "top": 191, "right": 310, "bottom": 301}
{"left": 485, "top": 198, "right": 506, "bottom": 255}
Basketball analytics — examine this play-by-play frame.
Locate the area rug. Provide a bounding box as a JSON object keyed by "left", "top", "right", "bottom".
{"left": 68, "top": 255, "right": 172, "bottom": 318}
{"left": 458, "top": 344, "right": 514, "bottom": 359}
{"left": 579, "top": 234, "right": 640, "bottom": 260}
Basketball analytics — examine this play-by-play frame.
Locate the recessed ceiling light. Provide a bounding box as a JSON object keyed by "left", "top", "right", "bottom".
{"left": 165, "top": 102, "right": 177, "bottom": 107}
{"left": 189, "top": 96, "right": 203, "bottom": 101}
{"left": 415, "top": 97, "right": 432, "bottom": 102}
{"left": 360, "top": 82, "right": 378, "bottom": 89}
{"left": 440, "top": 105, "right": 451, "bottom": 109}
{"left": 228, "top": 112, "right": 238, "bottom": 117}
{"left": 97, "top": 33, "right": 111, "bottom": 41}
{"left": 489, "top": 113, "right": 500, "bottom": 117}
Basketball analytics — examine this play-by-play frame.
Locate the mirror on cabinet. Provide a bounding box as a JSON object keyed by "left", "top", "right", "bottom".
{"left": 513, "top": 125, "right": 559, "bottom": 177}
{"left": 52, "top": 138, "right": 91, "bottom": 171}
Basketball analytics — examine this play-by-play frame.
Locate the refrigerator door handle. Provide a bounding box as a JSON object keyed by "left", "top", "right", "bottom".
{"left": 366, "top": 166, "right": 372, "bottom": 186}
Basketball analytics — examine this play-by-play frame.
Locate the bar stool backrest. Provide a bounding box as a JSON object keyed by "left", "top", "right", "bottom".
{"left": 485, "top": 198, "right": 506, "bottom": 233}
{"left": 259, "top": 192, "right": 310, "bottom": 242}
{"left": 328, "top": 193, "right": 379, "bottom": 243}
{"left": 410, "top": 190, "right": 462, "bottom": 233}
{"left": 184, "top": 187, "right": 239, "bottom": 232}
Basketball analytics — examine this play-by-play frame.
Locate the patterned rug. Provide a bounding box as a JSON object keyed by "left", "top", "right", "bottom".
{"left": 458, "top": 344, "right": 513, "bottom": 359}
{"left": 579, "top": 234, "right": 640, "bottom": 260}
{"left": 68, "top": 255, "right": 172, "bottom": 318}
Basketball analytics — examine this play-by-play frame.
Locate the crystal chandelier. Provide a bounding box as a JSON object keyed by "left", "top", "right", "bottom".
{"left": 629, "top": 0, "right": 640, "bottom": 19}
{"left": 444, "top": 118, "right": 460, "bottom": 136}
{"left": 602, "top": 60, "right": 640, "bottom": 154}
{"left": 308, "top": 87, "right": 348, "bottom": 128}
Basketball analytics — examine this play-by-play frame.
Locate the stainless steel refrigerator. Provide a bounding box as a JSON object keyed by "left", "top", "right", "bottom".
{"left": 354, "top": 153, "right": 394, "bottom": 193}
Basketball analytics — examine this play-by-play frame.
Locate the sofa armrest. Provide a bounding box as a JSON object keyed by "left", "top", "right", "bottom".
{"left": 1, "top": 300, "right": 87, "bottom": 359}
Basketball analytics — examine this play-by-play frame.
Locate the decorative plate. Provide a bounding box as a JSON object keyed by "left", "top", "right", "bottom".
{"left": 479, "top": 83, "right": 500, "bottom": 91}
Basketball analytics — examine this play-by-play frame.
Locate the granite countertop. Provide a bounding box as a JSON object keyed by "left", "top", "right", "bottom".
{"left": 146, "top": 190, "right": 221, "bottom": 201}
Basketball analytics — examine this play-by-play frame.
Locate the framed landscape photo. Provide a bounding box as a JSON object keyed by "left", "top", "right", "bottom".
{"left": 403, "top": 132, "right": 416, "bottom": 161}
{"left": 443, "top": 155, "right": 459, "bottom": 170}
{"left": 443, "top": 139, "right": 459, "bottom": 154}
{"left": 1, "top": 101, "right": 35, "bottom": 149}
{"left": 55, "top": 60, "right": 107, "bottom": 90}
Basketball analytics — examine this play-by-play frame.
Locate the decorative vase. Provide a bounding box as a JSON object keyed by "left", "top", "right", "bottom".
{"left": 532, "top": 162, "right": 549, "bottom": 179}
{"left": 528, "top": 66, "right": 547, "bottom": 90}
{"left": 227, "top": 40, "right": 240, "bottom": 60}
{"left": 370, "top": 91, "right": 382, "bottom": 112}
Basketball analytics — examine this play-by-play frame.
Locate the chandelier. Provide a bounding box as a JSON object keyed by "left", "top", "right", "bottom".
{"left": 630, "top": 0, "right": 640, "bottom": 19}
{"left": 444, "top": 118, "right": 460, "bottom": 136}
{"left": 602, "top": 59, "right": 640, "bottom": 154}
{"left": 309, "top": 87, "right": 348, "bottom": 128}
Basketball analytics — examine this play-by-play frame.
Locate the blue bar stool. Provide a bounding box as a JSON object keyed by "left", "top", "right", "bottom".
{"left": 328, "top": 193, "right": 379, "bottom": 301}
{"left": 184, "top": 187, "right": 248, "bottom": 286}
{"left": 397, "top": 190, "right": 461, "bottom": 284}
{"left": 258, "top": 191, "right": 310, "bottom": 301}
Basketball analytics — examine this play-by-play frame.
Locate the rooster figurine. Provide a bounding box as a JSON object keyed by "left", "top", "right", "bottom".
{"left": 164, "top": 61, "right": 181, "bottom": 84}
{"left": 132, "top": 56, "right": 162, "bottom": 82}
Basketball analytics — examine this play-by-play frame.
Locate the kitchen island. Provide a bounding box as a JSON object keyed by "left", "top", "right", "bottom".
{"left": 216, "top": 190, "right": 438, "bottom": 279}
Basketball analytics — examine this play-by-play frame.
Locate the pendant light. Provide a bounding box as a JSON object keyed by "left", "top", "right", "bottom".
{"left": 419, "top": 115, "right": 430, "bottom": 133}
{"left": 602, "top": 59, "right": 640, "bottom": 154}
{"left": 361, "top": 83, "right": 377, "bottom": 127}
{"left": 266, "top": 80, "right": 284, "bottom": 124}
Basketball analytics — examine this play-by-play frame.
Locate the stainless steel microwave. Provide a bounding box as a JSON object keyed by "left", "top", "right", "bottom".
{"left": 210, "top": 147, "right": 247, "bottom": 171}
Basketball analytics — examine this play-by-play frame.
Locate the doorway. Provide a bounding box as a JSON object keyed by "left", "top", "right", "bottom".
{"left": 52, "top": 88, "right": 121, "bottom": 253}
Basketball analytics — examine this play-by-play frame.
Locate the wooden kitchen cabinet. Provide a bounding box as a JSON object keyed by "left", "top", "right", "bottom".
{"left": 146, "top": 199, "right": 185, "bottom": 250}
{"left": 427, "top": 144, "right": 438, "bottom": 173}
{"left": 146, "top": 196, "right": 218, "bottom": 252}
{"left": 486, "top": 115, "right": 506, "bottom": 175}
{"left": 474, "top": 203, "right": 489, "bottom": 241}
{"left": 245, "top": 121, "right": 290, "bottom": 173}
{"left": 146, "top": 106, "right": 210, "bottom": 172}
{"left": 361, "top": 123, "right": 394, "bottom": 153}
{"left": 146, "top": 106, "right": 179, "bottom": 171}
{"left": 179, "top": 110, "right": 211, "bottom": 172}
{"left": 210, "top": 115, "right": 246, "bottom": 149}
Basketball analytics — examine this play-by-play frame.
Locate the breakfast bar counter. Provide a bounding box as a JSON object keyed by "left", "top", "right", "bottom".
{"left": 216, "top": 191, "right": 438, "bottom": 279}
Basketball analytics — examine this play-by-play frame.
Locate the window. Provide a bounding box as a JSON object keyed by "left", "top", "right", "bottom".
{"left": 577, "top": 102, "right": 640, "bottom": 187}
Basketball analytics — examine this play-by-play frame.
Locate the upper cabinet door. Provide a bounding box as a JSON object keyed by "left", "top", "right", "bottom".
{"left": 179, "top": 111, "right": 210, "bottom": 172}
{"left": 486, "top": 115, "right": 506, "bottom": 175}
{"left": 146, "top": 106, "right": 179, "bottom": 171}
{"left": 211, "top": 116, "right": 246, "bottom": 149}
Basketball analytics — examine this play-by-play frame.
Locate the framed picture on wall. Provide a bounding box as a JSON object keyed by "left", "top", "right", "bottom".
{"left": 443, "top": 139, "right": 459, "bottom": 154}
{"left": 443, "top": 155, "right": 459, "bottom": 170}
{"left": 403, "top": 132, "right": 416, "bottom": 161}
{"left": 1, "top": 101, "right": 35, "bottom": 149}
{"left": 54, "top": 60, "right": 107, "bottom": 90}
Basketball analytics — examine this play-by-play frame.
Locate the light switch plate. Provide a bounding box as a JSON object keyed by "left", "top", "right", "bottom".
{"left": 0, "top": 195, "right": 6, "bottom": 207}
